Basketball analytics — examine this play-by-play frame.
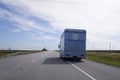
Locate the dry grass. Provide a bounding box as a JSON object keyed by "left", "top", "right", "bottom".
{"left": 87, "top": 52, "right": 120, "bottom": 68}
{"left": 0, "top": 50, "right": 42, "bottom": 58}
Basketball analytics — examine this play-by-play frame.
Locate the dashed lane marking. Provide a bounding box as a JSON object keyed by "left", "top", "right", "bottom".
{"left": 32, "top": 59, "right": 37, "bottom": 63}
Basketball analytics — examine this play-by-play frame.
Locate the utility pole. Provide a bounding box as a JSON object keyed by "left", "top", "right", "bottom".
{"left": 93, "top": 45, "right": 95, "bottom": 50}
{"left": 109, "top": 43, "right": 111, "bottom": 50}
{"left": 8, "top": 47, "right": 11, "bottom": 51}
{"left": 109, "top": 42, "right": 112, "bottom": 52}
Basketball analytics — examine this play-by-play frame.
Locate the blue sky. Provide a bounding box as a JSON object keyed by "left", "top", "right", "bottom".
{"left": 0, "top": 1, "right": 60, "bottom": 50}
{"left": 0, "top": 0, "right": 120, "bottom": 50}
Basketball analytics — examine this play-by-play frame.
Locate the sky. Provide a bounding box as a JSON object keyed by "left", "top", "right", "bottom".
{"left": 0, "top": 0, "right": 120, "bottom": 50}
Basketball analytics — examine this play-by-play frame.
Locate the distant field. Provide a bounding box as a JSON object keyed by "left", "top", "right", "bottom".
{"left": 0, "top": 50, "right": 42, "bottom": 58}
{"left": 87, "top": 52, "right": 120, "bottom": 68}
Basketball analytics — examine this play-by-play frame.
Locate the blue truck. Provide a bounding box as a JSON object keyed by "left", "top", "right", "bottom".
{"left": 59, "top": 29, "right": 86, "bottom": 60}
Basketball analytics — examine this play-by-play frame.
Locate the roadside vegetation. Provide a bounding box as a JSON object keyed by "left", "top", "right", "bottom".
{"left": 42, "top": 48, "right": 47, "bottom": 51}
{"left": 86, "top": 52, "right": 120, "bottom": 68}
{"left": 0, "top": 50, "right": 42, "bottom": 58}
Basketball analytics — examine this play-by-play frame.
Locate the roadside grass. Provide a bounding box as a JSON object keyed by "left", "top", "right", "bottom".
{"left": 0, "top": 50, "right": 42, "bottom": 58}
{"left": 0, "top": 51, "right": 18, "bottom": 58}
{"left": 86, "top": 52, "right": 120, "bottom": 68}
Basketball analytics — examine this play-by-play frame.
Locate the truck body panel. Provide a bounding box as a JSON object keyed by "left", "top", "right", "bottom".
{"left": 59, "top": 29, "right": 86, "bottom": 59}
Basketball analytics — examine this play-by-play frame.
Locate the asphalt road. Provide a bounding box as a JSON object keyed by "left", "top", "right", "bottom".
{"left": 0, "top": 51, "right": 120, "bottom": 80}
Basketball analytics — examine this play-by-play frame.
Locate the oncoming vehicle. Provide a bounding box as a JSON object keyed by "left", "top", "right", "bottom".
{"left": 58, "top": 29, "right": 86, "bottom": 60}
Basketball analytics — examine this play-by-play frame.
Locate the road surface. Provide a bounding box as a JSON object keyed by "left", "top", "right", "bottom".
{"left": 0, "top": 51, "right": 120, "bottom": 80}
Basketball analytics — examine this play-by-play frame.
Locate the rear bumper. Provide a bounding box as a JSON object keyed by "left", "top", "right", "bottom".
{"left": 59, "top": 51, "right": 86, "bottom": 59}
{"left": 62, "top": 54, "right": 86, "bottom": 59}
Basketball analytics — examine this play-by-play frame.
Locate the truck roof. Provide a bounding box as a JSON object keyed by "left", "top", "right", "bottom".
{"left": 64, "top": 29, "right": 86, "bottom": 33}
{"left": 60, "top": 29, "right": 86, "bottom": 38}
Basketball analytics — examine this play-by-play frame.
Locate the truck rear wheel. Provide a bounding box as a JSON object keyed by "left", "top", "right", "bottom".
{"left": 78, "top": 58, "right": 82, "bottom": 61}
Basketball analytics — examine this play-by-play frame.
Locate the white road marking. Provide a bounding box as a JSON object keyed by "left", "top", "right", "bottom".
{"left": 68, "top": 61, "right": 96, "bottom": 80}
{"left": 32, "top": 59, "right": 37, "bottom": 63}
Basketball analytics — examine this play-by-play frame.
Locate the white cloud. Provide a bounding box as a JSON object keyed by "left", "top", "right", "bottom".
{"left": 0, "top": 7, "right": 57, "bottom": 33}
{"left": 1, "top": 0, "right": 120, "bottom": 50}
{"left": 30, "top": 34, "right": 58, "bottom": 41}
{"left": 11, "top": 29, "right": 21, "bottom": 32}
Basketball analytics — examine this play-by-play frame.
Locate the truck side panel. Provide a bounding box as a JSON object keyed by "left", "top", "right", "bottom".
{"left": 59, "top": 29, "right": 86, "bottom": 59}
{"left": 59, "top": 33, "right": 65, "bottom": 58}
